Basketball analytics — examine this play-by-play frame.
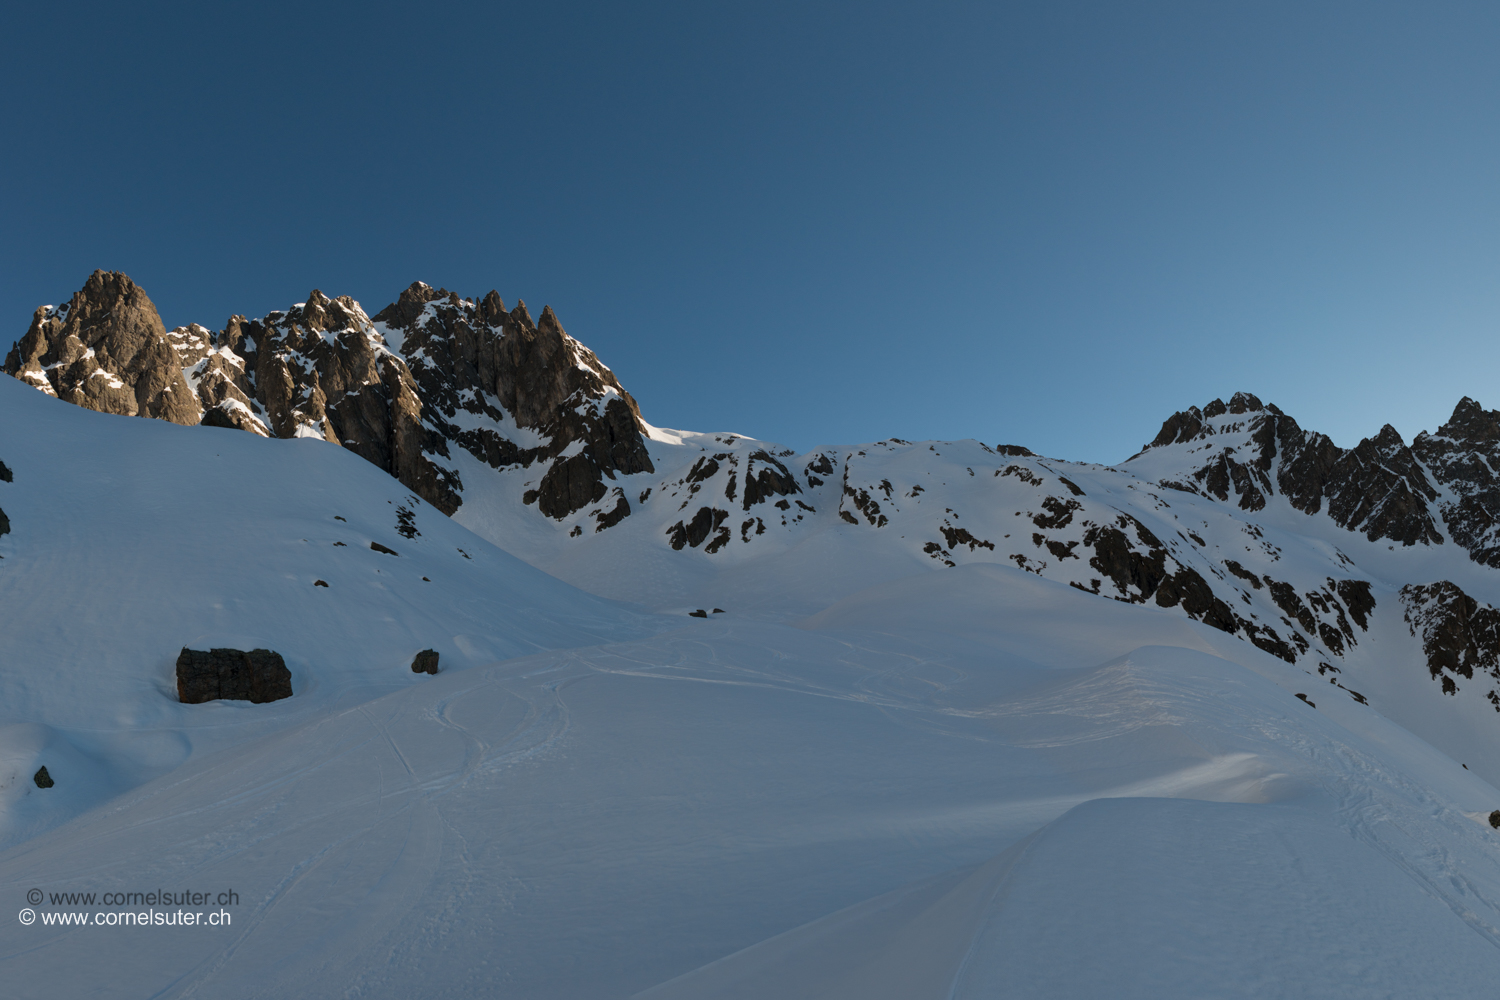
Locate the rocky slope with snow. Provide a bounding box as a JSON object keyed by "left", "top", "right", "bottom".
{"left": 14, "top": 274, "right": 1500, "bottom": 756}
{"left": 5, "top": 272, "right": 655, "bottom": 521}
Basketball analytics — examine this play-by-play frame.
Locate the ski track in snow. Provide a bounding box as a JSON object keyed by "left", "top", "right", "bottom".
{"left": 10, "top": 606, "right": 1500, "bottom": 997}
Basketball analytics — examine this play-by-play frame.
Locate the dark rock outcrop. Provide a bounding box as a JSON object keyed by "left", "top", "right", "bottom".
{"left": 1153, "top": 566, "right": 1238, "bottom": 633}
{"left": 33, "top": 766, "right": 53, "bottom": 789}
{"left": 537, "top": 452, "right": 608, "bottom": 519}
{"left": 594, "top": 490, "right": 631, "bottom": 531}
{"left": 1081, "top": 514, "right": 1236, "bottom": 634}
{"left": 1323, "top": 425, "right": 1441, "bottom": 546}
{"left": 1132, "top": 393, "right": 1443, "bottom": 548}
{"left": 1335, "top": 579, "right": 1375, "bottom": 630}
{"left": 1136, "top": 393, "right": 1500, "bottom": 565}
{"left": 1275, "top": 416, "right": 1343, "bottom": 515}
{"left": 411, "top": 649, "right": 439, "bottom": 675}
{"left": 667, "top": 506, "right": 731, "bottom": 552}
{"left": 1084, "top": 517, "right": 1168, "bottom": 601}
{"left": 176, "top": 647, "right": 293, "bottom": 704}
{"left": 741, "top": 451, "right": 800, "bottom": 510}
{"left": 1400, "top": 581, "right": 1500, "bottom": 685}
{"left": 1412, "top": 398, "right": 1500, "bottom": 567}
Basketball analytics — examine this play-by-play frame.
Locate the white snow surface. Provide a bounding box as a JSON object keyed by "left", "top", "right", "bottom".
{"left": 5, "top": 379, "right": 1500, "bottom": 996}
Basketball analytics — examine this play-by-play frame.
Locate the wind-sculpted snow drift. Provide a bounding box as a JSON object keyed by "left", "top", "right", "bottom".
{"left": 7, "top": 274, "right": 1500, "bottom": 997}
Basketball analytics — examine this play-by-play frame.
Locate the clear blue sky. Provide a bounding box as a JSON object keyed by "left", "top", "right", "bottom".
{"left": 4, "top": 2, "right": 1498, "bottom": 462}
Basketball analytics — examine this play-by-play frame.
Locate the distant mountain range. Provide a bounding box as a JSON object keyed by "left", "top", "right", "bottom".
{"left": 11, "top": 271, "right": 1500, "bottom": 760}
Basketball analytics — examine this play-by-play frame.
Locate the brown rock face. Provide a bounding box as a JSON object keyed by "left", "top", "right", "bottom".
{"left": 176, "top": 647, "right": 293, "bottom": 704}
{"left": 411, "top": 649, "right": 440, "bottom": 674}
{"left": 372, "top": 282, "right": 654, "bottom": 520}
{"left": 221, "top": 291, "right": 461, "bottom": 513}
{"left": 178, "top": 323, "right": 268, "bottom": 436}
{"left": 5, "top": 271, "right": 201, "bottom": 424}
{"left": 8, "top": 273, "right": 658, "bottom": 525}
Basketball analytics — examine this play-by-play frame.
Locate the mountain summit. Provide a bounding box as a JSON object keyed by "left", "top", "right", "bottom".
{"left": 1129, "top": 390, "right": 1500, "bottom": 566}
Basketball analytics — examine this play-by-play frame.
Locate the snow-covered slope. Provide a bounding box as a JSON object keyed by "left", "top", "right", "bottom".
{"left": 6, "top": 565, "right": 1500, "bottom": 998}
{"left": 0, "top": 375, "right": 659, "bottom": 848}
{"left": 445, "top": 412, "right": 1500, "bottom": 792}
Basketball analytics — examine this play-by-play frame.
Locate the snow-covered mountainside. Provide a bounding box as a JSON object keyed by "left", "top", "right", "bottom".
{"left": 0, "top": 375, "right": 660, "bottom": 850}
{"left": 14, "top": 272, "right": 1500, "bottom": 782}
{"left": 9, "top": 273, "right": 1500, "bottom": 997}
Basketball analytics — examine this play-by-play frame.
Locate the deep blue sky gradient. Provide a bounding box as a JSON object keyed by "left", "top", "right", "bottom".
{"left": 4, "top": 2, "right": 1498, "bottom": 461}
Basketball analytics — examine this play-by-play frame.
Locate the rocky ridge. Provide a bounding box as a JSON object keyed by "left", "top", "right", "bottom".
{"left": 6, "top": 271, "right": 202, "bottom": 425}
{"left": 1126, "top": 391, "right": 1458, "bottom": 550}
{"left": 5, "top": 272, "right": 653, "bottom": 520}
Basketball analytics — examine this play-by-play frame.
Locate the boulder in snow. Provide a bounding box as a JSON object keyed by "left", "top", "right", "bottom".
{"left": 176, "top": 647, "right": 293, "bottom": 704}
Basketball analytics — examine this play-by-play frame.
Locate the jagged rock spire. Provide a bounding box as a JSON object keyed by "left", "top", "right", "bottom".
{"left": 371, "top": 283, "right": 655, "bottom": 520}
{"left": 5, "top": 270, "right": 200, "bottom": 424}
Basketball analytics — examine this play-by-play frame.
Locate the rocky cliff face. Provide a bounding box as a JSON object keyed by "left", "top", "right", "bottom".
{"left": 1411, "top": 398, "right": 1500, "bottom": 568}
{"left": 5, "top": 273, "right": 657, "bottom": 520}
{"left": 1401, "top": 581, "right": 1500, "bottom": 705}
{"left": 370, "top": 282, "right": 653, "bottom": 520}
{"left": 218, "top": 290, "right": 458, "bottom": 513}
{"left": 5, "top": 272, "right": 201, "bottom": 424}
